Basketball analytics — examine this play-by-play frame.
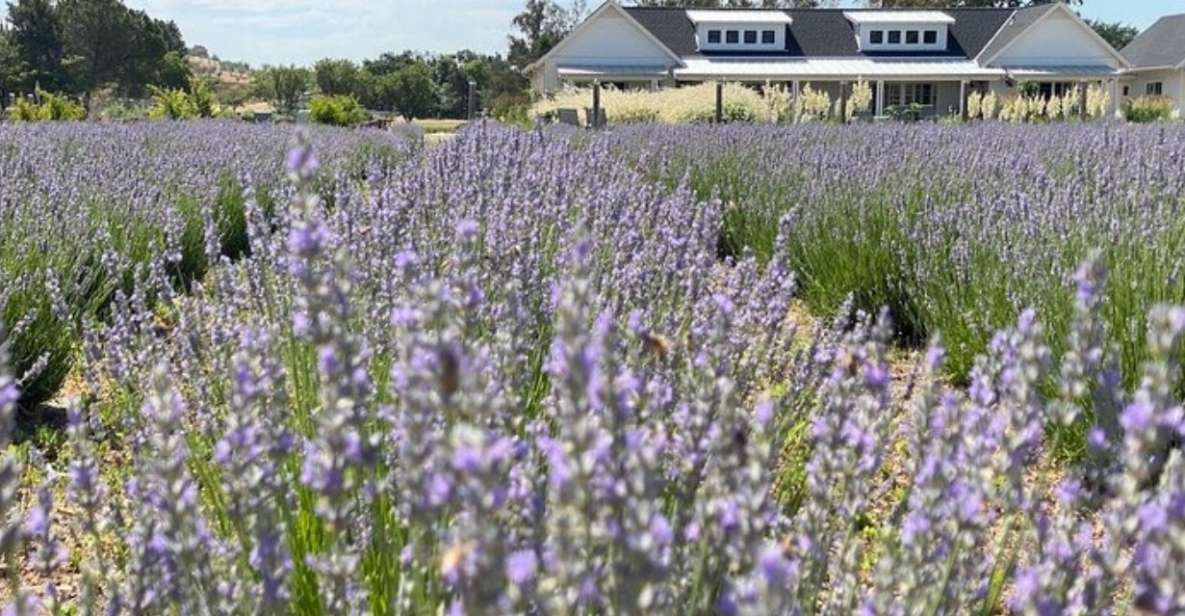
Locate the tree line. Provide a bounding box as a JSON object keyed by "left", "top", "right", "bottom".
{"left": 0, "top": 0, "right": 189, "bottom": 105}
{"left": 0, "top": 0, "right": 1142, "bottom": 121}
{"left": 254, "top": 52, "right": 530, "bottom": 120}
{"left": 253, "top": 0, "right": 587, "bottom": 121}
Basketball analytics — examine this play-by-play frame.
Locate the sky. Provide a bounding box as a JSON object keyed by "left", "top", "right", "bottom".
{"left": 122, "top": 0, "right": 1181, "bottom": 68}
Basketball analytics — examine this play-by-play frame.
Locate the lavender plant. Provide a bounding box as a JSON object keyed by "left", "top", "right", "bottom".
{"left": 614, "top": 123, "right": 1185, "bottom": 397}
{"left": 0, "top": 121, "right": 410, "bottom": 408}
{"left": 3, "top": 122, "right": 1185, "bottom": 615}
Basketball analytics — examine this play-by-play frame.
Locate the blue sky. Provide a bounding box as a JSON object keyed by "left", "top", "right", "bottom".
{"left": 122, "top": 0, "right": 1180, "bottom": 68}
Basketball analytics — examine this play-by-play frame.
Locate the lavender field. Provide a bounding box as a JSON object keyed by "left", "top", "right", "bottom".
{"left": 0, "top": 120, "right": 1184, "bottom": 614}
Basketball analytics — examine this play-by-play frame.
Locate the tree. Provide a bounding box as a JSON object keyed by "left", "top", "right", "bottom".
{"left": 1087, "top": 19, "right": 1139, "bottom": 51}
{"left": 314, "top": 58, "right": 362, "bottom": 97}
{"left": 56, "top": 0, "right": 186, "bottom": 98}
{"left": 389, "top": 62, "right": 437, "bottom": 120}
{"left": 255, "top": 65, "right": 310, "bottom": 114}
{"left": 6, "top": 0, "right": 65, "bottom": 91}
{"left": 0, "top": 29, "right": 29, "bottom": 104}
{"left": 156, "top": 50, "right": 192, "bottom": 90}
{"left": 869, "top": 0, "right": 1080, "bottom": 6}
{"left": 507, "top": 0, "right": 586, "bottom": 69}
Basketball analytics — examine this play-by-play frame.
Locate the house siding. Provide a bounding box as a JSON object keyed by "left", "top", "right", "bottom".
{"left": 532, "top": 9, "right": 678, "bottom": 93}
{"left": 987, "top": 10, "right": 1122, "bottom": 68}
{"left": 1124, "top": 68, "right": 1185, "bottom": 114}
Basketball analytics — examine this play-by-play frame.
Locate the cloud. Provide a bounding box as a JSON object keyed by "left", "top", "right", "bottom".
{"left": 125, "top": 0, "right": 529, "bottom": 66}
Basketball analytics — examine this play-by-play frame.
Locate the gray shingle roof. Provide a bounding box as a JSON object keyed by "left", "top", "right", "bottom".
{"left": 1122, "top": 14, "right": 1185, "bottom": 68}
{"left": 623, "top": 7, "right": 1015, "bottom": 60}
{"left": 975, "top": 5, "right": 1056, "bottom": 63}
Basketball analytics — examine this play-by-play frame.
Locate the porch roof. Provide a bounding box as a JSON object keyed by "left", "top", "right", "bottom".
{"left": 1002, "top": 65, "right": 1122, "bottom": 79}
{"left": 557, "top": 64, "right": 671, "bottom": 80}
{"left": 673, "top": 56, "right": 1004, "bottom": 81}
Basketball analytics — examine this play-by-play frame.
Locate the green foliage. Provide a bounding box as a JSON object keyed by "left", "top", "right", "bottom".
{"left": 4, "top": 0, "right": 186, "bottom": 98}
{"left": 1086, "top": 19, "right": 1140, "bottom": 51}
{"left": 147, "top": 85, "right": 196, "bottom": 120}
{"left": 507, "top": 0, "right": 585, "bottom": 70}
{"left": 1018, "top": 81, "right": 1041, "bottom": 98}
{"left": 6, "top": 97, "right": 41, "bottom": 122}
{"left": 254, "top": 65, "right": 310, "bottom": 114}
{"left": 7, "top": 91, "right": 86, "bottom": 121}
{"left": 309, "top": 94, "right": 369, "bottom": 127}
{"left": 488, "top": 93, "right": 532, "bottom": 125}
{"left": 1123, "top": 95, "right": 1176, "bottom": 123}
{"left": 157, "top": 50, "right": 193, "bottom": 90}
{"left": 388, "top": 63, "right": 436, "bottom": 120}
{"left": 314, "top": 58, "right": 362, "bottom": 97}
{"left": 188, "top": 78, "right": 218, "bottom": 118}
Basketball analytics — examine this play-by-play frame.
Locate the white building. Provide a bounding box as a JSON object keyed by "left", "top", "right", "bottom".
{"left": 1121, "top": 14, "right": 1185, "bottom": 113}
{"left": 527, "top": 1, "right": 1131, "bottom": 118}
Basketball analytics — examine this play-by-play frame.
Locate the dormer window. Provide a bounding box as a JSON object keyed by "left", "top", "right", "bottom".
{"left": 688, "top": 10, "right": 792, "bottom": 51}
{"left": 844, "top": 11, "right": 954, "bottom": 51}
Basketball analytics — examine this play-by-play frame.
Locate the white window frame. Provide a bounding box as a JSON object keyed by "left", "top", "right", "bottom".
{"left": 1147, "top": 82, "right": 1164, "bottom": 96}
{"left": 885, "top": 83, "right": 935, "bottom": 107}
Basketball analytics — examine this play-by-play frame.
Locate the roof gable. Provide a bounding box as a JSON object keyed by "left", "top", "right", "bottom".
{"left": 1122, "top": 14, "right": 1185, "bottom": 69}
{"left": 622, "top": 7, "right": 1013, "bottom": 60}
{"left": 980, "top": 4, "right": 1128, "bottom": 68}
{"left": 528, "top": 2, "right": 682, "bottom": 73}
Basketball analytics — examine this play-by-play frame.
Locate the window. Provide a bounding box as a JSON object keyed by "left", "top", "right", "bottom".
{"left": 906, "top": 30, "right": 919, "bottom": 44}
{"left": 707, "top": 30, "right": 721, "bottom": 44}
{"left": 726, "top": 30, "right": 739, "bottom": 44}
{"left": 888, "top": 30, "right": 901, "bottom": 44}
{"left": 1123, "top": 86, "right": 1130, "bottom": 96}
{"left": 870, "top": 30, "right": 884, "bottom": 44}
{"left": 886, "top": 83, "right": 934, "bottom": 107}
{"left": 1147, "top": 82, "right": 1164, "bottom": 96}
{"left": 762, "top": 30, "right": 776, "bottom": 44}
{"left": 923, "top": 30, "right": 938, "bottom": 44}
{"left": 744, "top": 30, "right": 757, "bottom": 44}
{"left": 1037, "top": 82, "right": 1073, "bottom": 100}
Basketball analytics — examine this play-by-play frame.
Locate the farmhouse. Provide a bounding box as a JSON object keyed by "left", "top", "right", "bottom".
{"left": 1121, "top": 14, "right": 1185, "bottom": 112}
{"left": 527, "top": 1, "right": 1132, "bottom": 118}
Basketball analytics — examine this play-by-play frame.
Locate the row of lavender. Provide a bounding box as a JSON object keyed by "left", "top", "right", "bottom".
{"left": 0, "top": 123, "right": 1180, "bottom": 613}
{"left": 0, "top": 121, "right": 410, "bottom": 408}
{"left": 615, "top": 123, "right": 1185, "bottom": 395}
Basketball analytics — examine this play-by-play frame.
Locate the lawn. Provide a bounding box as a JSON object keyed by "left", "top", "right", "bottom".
{"left": 0, "top": 120, "right": 1182, "bottom": 614}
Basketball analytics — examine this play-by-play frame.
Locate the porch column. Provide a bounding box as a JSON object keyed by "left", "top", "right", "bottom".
{"left": 959, "top": 80, "right": 968, "bottom": 121}
{"left": 1108, "top": 78, "right": 1120, "bottom": 119}
{"left": 876, "top": 79, "right": 885, "bottom": 116}
{"left": 793, "top": 80, "right": 801, "bottom": 123}
{"left": 839, "top": 81, "right": 849, "bottom": 123}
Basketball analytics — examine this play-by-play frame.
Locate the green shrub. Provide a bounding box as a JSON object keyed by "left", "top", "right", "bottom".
{"left": 1123, "top": 95, "right": 1175, "bottom": 123}
{"left": 309, "top": 95, "right": 369, "bottom": 127}
{"left": 39, "top": 93, "right": 87, "bottom": 121}
{"left": 7, "top": 92, "right": 87, "bottom": 122}
{"left": 7, "top": 98, "right": 40, "bottom": 122}
{"left": 490, "top": 93, "right": 532, "bottom": 126}
{"left": 189, "top": 79, "right": 219, "bottom": 118}
{"left": 148, "top": 86, "right": 198, "bottom": 120}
